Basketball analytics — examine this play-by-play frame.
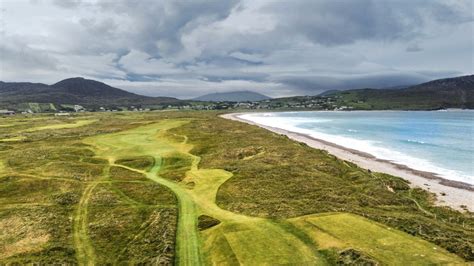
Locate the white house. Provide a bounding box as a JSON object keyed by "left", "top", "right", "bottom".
{"left": 0, "top": 110, "right": 15, "bottom": 115}
{"left": 55, "top": 112, "right": 71, "bottom": 116}
{"left": 74, "top": 105, "right": 85, "bottom": 112}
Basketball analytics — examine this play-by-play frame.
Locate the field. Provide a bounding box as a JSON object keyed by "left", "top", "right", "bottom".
{"left": 0, "top": 111, "right": 472, "bottom": 265}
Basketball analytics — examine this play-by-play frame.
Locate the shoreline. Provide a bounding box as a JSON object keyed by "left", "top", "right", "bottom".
{"left": 222, "top": 112, "right": 473, "bottom": 212}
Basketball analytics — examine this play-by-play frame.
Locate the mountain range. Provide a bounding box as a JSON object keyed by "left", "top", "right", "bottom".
{"left": 0, "top": 75, "right": 473, "bottom": 111}
{"left": 326, "top": 75, "right": 474, "bottom": 109}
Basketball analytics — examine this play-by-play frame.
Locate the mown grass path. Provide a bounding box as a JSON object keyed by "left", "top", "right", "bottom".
{"left": 73, "top": 182, "right": 97, "bottom": 265}
{"left": 24, "top": 119, "right": 97, "bottom": 132}
{"left": 72, "top": 164, "right": 110, "bottom": 265}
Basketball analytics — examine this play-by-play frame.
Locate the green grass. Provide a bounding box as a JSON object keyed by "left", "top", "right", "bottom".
{"left": 0, "top": 136, "right": 26, "bottom": 142}
{"left": 291, "top": 213, "right": 463, "bottom": 264}
{"left": 201, "top": 219, "right": 326, "bottom": 265}
{"left": 24, "top": 119, "right": 97, "bottom": 132}
{"left": 22, "top": 102, "right": 57, "bottom": 113}
{"left": 0, "top": 111, "right": 472, "bottom": 265}
{"left": 329, "top": 82, "right": 473, "bottom": 110}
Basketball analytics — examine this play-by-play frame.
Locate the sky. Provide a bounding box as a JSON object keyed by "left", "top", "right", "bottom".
{"left": 0, "top": 0, "right": 473, "bottom": 99}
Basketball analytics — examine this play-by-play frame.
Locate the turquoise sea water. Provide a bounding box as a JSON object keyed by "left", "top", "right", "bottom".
{"left": 240, "top": 111, "right": 474, "bottom": 185}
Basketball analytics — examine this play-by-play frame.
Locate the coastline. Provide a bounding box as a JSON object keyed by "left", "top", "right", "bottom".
{"left": 222, "top": 112, "right": 474, "bottom": 212}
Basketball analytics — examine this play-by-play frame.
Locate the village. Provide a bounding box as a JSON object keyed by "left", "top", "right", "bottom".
{"left": 0, "top": 95, "right": 355, "bottom": 116}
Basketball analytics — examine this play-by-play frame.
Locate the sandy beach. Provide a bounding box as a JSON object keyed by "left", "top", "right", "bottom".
{"left": 222, "top": 112, "right": 473, "bottom": 212}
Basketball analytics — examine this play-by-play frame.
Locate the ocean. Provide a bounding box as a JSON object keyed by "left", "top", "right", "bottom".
{"left": 240, "top": 110, "right": 474, "bottom": 185}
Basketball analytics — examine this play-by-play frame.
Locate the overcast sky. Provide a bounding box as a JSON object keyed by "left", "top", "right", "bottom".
{"left": 0, "top": 0, "right": 473, "bottom": 98}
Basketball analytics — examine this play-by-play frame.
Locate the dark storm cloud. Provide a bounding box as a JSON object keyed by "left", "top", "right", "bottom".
{"left": 0, "top": 35, "right": 58, "bottom": 72}
{"left": 96, "top": 0, "right": 240, "bottom": 56}
{"left": 79, "top": 17, "right": 118, "bottom": 37}
{"left": 267, "top": 0, "right": 414, "bottom": 46}
{"left": 52, "top": 0, "right": 82, "bottom": 8}
{"left": 284, "top": 0, "right": 471, "bottom": 46}
{"left": 0, "top": 0, "right": 472, "bottom": 98}
{"left": 278, "top": 73, "right": 431, "bottom": 95}
{"left": 406, "top": 44, "right": 423, "bottom": 53}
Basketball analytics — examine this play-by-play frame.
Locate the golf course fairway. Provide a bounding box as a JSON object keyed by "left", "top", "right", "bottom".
{"left": 80, "top": 119, "right": 463, "bottom": 265}
{"left": 25, "top": 119, "right": 97, "bottom": 132}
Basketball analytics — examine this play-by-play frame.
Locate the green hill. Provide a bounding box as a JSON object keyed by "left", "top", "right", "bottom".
{"left": 0, "top": 77, "right": 183, "bottom": 111}
{"left": 330, "top": 75, "right": 474, "bottom": 110}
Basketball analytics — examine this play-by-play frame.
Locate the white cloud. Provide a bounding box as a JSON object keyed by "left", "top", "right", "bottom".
{"left": 118, "top": 50, "right": 184, "bottom": 76}
{"left": 104, "top": 78, "right": 289, "bottom": 99}
{"left": 0, "top": 0, "right": 472, "bottom": 97}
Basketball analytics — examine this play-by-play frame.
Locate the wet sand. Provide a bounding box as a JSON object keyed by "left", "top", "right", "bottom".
{"left": 222, "top": 112, "right": 473, "bottom": 212}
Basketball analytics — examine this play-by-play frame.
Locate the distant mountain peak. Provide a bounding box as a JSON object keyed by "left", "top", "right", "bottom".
{"left": 0, "top": 77, "right": 179, "bottom": 109}
{"left": 193, "top": 90, "right": 271, "bottom": 102}
{"left": 52, "top": 77, "right": 136, "bottom": 98}
{"left": 53, "top": 77, "right": 109, "bottom": 87}
{"left": 318, "top": 89, "right": 340, "bottom": 97}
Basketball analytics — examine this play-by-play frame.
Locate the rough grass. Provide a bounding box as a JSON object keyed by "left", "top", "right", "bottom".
{"left": 160, "top": 153, "right": 194, "bottom": 181}
{"left": 0, "top": 206, "right": 77, "bottom": 264}
{"left": 87, "top": 184, "right": 177, "bottom": 264}
{"left": 115, "top": 156, "right": 155, "bottom": 171}
{"left": 0, "top": 114, "right": 179, "bottom": 264}
{"left": 109, "top": 166, "right": 149, "bottom": 182}
{"left": 336, "top": 249, "right": 378, "bottom": 265}
{"left": 112, "top": 181, "right": 177, "bottom": 206}
{"left": 0, "top": 111, "right": 472, "bottom": 264}
{"left": 198, "top": 215, "right": 221, "bottom": 231}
